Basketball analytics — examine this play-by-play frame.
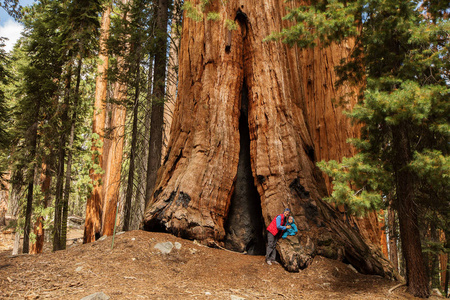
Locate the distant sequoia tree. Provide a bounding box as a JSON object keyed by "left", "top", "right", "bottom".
{"left": 144, "top": 0, "right": 395, "bottom": 277}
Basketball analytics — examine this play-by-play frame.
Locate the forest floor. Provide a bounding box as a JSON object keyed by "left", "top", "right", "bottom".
{"left": 0, "top": 227, "right": 445, "bottom": 300}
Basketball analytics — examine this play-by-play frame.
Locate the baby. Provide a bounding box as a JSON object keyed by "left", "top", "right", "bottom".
{"left": 282, "top": 216, "right": 298, "bottom": 239}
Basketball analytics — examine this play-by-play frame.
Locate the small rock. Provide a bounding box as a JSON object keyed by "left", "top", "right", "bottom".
{"left": 230, "top": 296, "right": 246, "bottom": 300}
{"left": 189, "top": 248, "right": 198, "bottom": 254}
{"left": 205, "top": 292, "right": 211, "bottom": 296}
{"left": 97, "top": 236, "right": 107, "bottom": 242}
{"left": 432, "top": 288, "right": 442, "bottom": 297}
{"left": 154, "top": 242, "right": 174, "bottom": 254}
{"left": 174, "top": 242, "right": 182, "bottom": 250}
{"left": 80, "top": 292, "right": 110, "bottom": 300}
{"left": 347, "top": 264, "right": 358, "bottom": 273}
{"left": 75, "top": 267, "right": 83, "bottom": 272}
{"left": 116, "top": 231, "right": 125, "bottom": 236}
{"left": 131, "top": 238, "right": 135, "bottom": 241}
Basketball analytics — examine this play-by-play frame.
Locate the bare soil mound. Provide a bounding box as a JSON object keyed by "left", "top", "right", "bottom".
{"left": 0, "top": 229, "right": 440, "bottom": 299}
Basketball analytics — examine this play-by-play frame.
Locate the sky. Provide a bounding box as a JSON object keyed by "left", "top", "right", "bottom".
{"left": 0, "top": 0, "right": 35, "bottom": 52}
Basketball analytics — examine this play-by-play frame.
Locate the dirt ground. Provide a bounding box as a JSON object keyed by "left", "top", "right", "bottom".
{"left": 0, "top": 228, "right": 444, "bottom": 300}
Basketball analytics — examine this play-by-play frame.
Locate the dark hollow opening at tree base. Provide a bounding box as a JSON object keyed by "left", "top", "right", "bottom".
{"left": 224, "top": 80, "right": 265, "bottom": 255}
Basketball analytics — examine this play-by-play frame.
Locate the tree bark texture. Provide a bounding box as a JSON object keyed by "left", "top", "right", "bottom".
{"left": 9, "top": 168, "right": 22, "bottom": 256}
{"left": 161, "top": 0, "right": 181, "bottom": 161}
{"left": 60, "top": 56, "right": 83, "bottom": 250}
{"left": 123, "top": 45, "right": 142, "bottom": 232}
{"left": 392, "top": 124, "right": 429, "bottom": 297}
{"left": 440, "top": 231, "right": 448, "bottom": 293}
{"left": 84, "top": 3, "right": 111, "bottom": 243}
{"left": 388, "top": 206, "right": 399, "bottom": 272}
{"left": 145, "top": 0, "right": 170, "bottom": 206}
{"left": 54, "top": 65, "right": 72, "bottom": 250}
{"left": 293, "top": 28, "right": 383, "bottom": 251}
{"left": 30, "top": 163, "right": 52, "bottom": 254}
{"left": 0, "top": 172, "right": 9, "bottom": 226}
{"left": 99, "top": 0, "right": 130, "bottom": 238}
{"left": 144, "top": 0, "right": 394, "bottom": 277}
{"left": 100, "top": 81, "right": 127, "bottom": 237}
{"left": 23, "top": 119, "right": 39, "bottom": 254}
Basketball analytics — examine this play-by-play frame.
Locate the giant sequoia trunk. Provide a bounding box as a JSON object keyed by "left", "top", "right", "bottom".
{"left": 144, "top": 0, "right": 394, "bottom": 277}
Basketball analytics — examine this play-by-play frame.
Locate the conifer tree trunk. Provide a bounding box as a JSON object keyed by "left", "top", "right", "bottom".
{"left": 98, "top": 0, "right": 131, "bottom": 238}
{"left": 161, "top": 0, "right": 181, "bottom": 160}
{"left": 123, "top": 45, "right": 142, "bottom": 231}
{"left": 0, "top": 172, "right": 9, "bottom": 226}
{"left": 392, "top": 123, "right": 429, "bottom": 297}
{"left": 132, "top": 57, "right": 154, "bottom": 230}
{"left": 101, "top": 84, "right": 127, "bottom": 236}
{"left": 84, "top": 2, "right": 111, "bottom": 243}
{"left": 9, "top": 168, "right": 22, "bottom": 255}
{"left": 144, "top": 0, "right": 170, "bottom": 205}
{"left": 379, "top": 211, "right": 388, "bottom": 258}
{"left": 444, "top": 234, "right": 449, "bottom": 297}
{"left": 23, "top": 107, "right": 40, "bottom": 254}
{"left": 60, "top": 56, "right": 83, "bottom": 250}
{"left": 8, "top": 168, "right": 21, "bottom": 220}
{"left": 144, "top": 0, "right": 394, "bottom": 277}
{"left": 388, "top": 206, "right": 399, "bottom": 272}
{"left": 30, "top": 162, "right": 52, "bottom": 254}
{"left": 54, "top": 66, "right": 72, "bottom": 250}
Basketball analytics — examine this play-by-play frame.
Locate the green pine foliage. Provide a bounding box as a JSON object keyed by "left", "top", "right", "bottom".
{"left": 272, "top": 0, "right": 450, "bottom": 215}
{"left": 182, "top": 1, "right": 203, "bottom": 22}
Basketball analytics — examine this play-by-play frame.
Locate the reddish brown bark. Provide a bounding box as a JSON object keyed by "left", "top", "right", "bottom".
{"left": 388, "top": 206, "right": 399, "bottom": 272}
{"left": 100, "top": 0, "right": 131, "bottom": 237}
{"left": 100, "top": 83, "right": 127, "bottom": 237}
{"left": 440, "top": 231, "right": 448, "bottom": 292}
{"left": 0, "top": 172, "right": 9, "bottom": 226}
{"left": 161, "top": 0, "right": 181, "bottom": 161}
{"left": 392, "top": 124, "right": 429, "bottom": 297}
{"left": 30, "top": 163, "right": 52, "bottom": 254}
{"left": 379, "top": 211, "right": 389, "bottom": 258}
{"left": 292, "top": 35, "right": 384, "bottom": 251}
{"left": 144, "top": 0, "right": 394, "bottom": 277}
{"left": 84, "top": 3, "right": 112, "bottom": 243}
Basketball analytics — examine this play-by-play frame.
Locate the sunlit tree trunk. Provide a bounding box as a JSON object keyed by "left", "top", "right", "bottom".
{"left": 161, "top": 0, "right": 181, "bottom": 161}
{"left": 144, "top": 0, "right": 395, "bottom": 277}
{"left": 99, "top": 84, "right": 127, "bottom": 237}
{"left": 294, "top": 33, "right": 384, "bottom": 253}
{"left": 84, "top": 2, "right": 111, "bottom": 243}
{"left": 98, "top": 0, "right": 131, "bottom": 238}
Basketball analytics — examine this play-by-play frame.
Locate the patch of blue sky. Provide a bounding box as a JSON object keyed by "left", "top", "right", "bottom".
{"left": 0, "top": 0, "right": 35, "bottom": 52}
